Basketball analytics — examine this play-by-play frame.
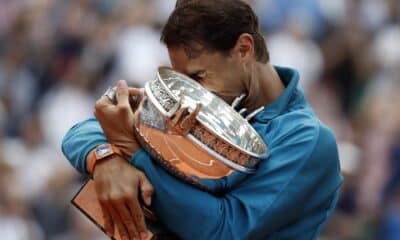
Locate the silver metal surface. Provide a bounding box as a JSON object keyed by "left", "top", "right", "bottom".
{"left": 231, "top": 93, "right": 246, "bottom": 109}
{"left": 104, "top": 87, "right": 117, "bottom": 104}
{"left": 146, "top": 67, "right": 268, "bottom": 159}
{"left": 145, "top": 83, "right": 180, "bottom": 118}
{"left": 246, "top": 106, "right": 265, "bottom": 121}
{"left": 187, "top": 134, "right": 256, "bottom": 173}
{"left": 238, "top": 108, "right": 247, "bottom": 115}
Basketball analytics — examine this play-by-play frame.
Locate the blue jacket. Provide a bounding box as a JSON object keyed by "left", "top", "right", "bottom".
{"left": 62, "top": 66, "right": 343, "bottom": 239}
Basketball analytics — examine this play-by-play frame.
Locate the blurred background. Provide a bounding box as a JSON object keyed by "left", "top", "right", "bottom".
{"left": 0, "top": 0, "right": 399, "bottom": 239}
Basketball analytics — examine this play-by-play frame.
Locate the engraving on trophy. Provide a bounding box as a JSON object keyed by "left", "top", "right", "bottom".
{"left": 149, "top": 79, "right": 178, "bottom": 112}
{"left": 139, "top": 99, "right": 167, "bottom": 131}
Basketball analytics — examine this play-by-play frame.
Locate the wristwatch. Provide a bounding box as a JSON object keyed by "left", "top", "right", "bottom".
{"left": 87, "top": 143, "right": 121, "bottom": 174}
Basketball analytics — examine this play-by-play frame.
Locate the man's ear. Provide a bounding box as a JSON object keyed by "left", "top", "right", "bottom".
{"left": 232, "top": 33, "right": 255, "bottom": 63}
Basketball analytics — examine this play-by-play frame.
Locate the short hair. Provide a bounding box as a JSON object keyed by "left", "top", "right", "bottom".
{"left": 162, "top": 0, "right": 269, "bottom": 63}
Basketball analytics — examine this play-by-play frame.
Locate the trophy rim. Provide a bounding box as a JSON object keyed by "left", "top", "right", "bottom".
{"left": 147, "top": 67, "right": 268, "bottom": 159}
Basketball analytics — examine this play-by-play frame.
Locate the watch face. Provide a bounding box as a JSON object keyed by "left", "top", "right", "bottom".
{"left": 95, "top": 144, "right": 112, "bottom": 158}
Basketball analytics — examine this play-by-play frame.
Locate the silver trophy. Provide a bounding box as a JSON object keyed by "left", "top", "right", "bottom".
{"left": 107, "top": 67, "right": 268, "bottom": 189}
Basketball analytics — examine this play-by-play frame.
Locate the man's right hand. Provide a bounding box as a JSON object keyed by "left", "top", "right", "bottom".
{"left": 93, "top": 154, "right": 154, "bottom": 240}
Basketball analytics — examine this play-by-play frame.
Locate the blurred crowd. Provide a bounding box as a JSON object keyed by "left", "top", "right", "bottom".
{"left": 0, "top": 0, "right": 399, "bottom": 239}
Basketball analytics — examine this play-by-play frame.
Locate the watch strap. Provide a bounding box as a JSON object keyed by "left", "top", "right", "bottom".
{"left": 87, "top": 143, "right": 121, "bottom": 174}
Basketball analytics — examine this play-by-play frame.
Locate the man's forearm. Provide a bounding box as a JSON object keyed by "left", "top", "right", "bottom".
{"left": 61, "top": 117, "right": 248, "bottom": 189}
{"left": 61, "top": 118, "right": 108, "bottom": 175}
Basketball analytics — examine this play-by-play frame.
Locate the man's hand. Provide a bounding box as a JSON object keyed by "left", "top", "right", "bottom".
{"left": 93, "top": 154, "right": 154, "bottom": 240}
{"left": 94, "top": 80, "right": 142, "bottom": 158}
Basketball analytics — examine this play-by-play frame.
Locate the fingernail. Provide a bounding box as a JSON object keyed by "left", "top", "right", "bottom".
{"left": 118, "top": 79, "right": 127, "bottom": 87}
{"left": 140, "top": 231, "right": 148, "bottom": 239}
{"left": 145, "top": 197, "right": 152, "bottom": 206}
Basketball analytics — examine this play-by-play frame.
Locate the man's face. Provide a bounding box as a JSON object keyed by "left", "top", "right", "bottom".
{"left": 168, "top": 46, "right": 246, "bottom": 104}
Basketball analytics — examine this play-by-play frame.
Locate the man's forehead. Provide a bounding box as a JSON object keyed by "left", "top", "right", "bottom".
{"left": 168, "top": 46, "right": 207, "bottom": 75}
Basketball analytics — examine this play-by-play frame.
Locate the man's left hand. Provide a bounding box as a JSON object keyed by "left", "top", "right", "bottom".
{"left": 94, "top": 80, "right": 142, "bottom": 159}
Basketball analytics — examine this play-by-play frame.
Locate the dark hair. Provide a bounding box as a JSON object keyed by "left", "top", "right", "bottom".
{"left": 161, "top": 0, "right": 269, "bottom": 63}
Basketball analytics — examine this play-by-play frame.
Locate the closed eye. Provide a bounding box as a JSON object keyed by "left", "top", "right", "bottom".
{"left": 189, "top": 70, "right": 207, "bottom": 82}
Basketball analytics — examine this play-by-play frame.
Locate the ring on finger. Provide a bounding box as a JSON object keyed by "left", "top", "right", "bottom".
{"left": 104, "top": 87, "right": 117, "bottom": 104}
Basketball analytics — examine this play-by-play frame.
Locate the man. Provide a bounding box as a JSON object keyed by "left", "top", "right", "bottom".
{"left": 62, "top": 0, "right": 343, "bottom": 239}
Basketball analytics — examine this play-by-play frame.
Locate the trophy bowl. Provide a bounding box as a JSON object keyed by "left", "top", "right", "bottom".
{"left": 133, "top": 67, "right": 268, "bottom": 189}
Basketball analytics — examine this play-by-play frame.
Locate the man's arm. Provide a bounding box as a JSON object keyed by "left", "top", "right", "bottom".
{"left": 61, "top": 118, "right": 108, "bottom": 175}
{"left": 62, "top": 117, "right": 342, "bottom": 239}
{"left": 62, "top": 117, "right": 155, "bottom": 240}
{"left": 60, "top": 117, "right": 246, "bottom": 192}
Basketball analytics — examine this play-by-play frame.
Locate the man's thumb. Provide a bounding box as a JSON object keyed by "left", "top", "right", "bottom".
{"left": 116, "top": 80, "right": 129, "bottom": 106}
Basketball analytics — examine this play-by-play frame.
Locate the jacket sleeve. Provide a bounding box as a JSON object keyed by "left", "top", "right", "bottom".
{"left": 61, "top": 118, "right": 108, "bottom": 175}
{"left": 61, "top": 118, "right": 342, "bottom": 239}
